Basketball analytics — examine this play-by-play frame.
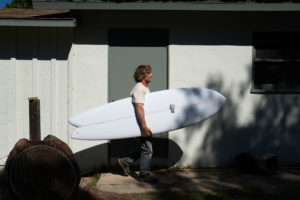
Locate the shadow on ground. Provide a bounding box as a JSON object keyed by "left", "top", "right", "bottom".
{"left": 2, "top": 167, "right": 300, "bottom": 200}
{"left": 86, "top": 167, "right": 300, "bottom": 200}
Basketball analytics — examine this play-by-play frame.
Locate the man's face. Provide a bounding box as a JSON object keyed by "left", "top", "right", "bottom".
{"left": 144, "top": 71, "right": 153, "bottom": 83}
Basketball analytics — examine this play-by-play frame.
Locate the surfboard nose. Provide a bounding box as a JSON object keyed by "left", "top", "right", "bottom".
{"left": 217, "top": 92, "right": 226, "bottom": 106}
{"left": 210, "top": 89, "right": 226, "bottom": 108}
{"left": 219, "top": 92, "right": 226, "bottom": 103}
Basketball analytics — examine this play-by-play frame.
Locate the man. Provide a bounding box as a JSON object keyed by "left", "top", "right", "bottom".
{"left": 118, "top": 65, "right": 158, "bottom": 183}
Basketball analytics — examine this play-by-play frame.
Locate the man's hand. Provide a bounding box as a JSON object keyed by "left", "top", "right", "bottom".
{"left": 142, "top": 126, "right": 152, "bottom": 137}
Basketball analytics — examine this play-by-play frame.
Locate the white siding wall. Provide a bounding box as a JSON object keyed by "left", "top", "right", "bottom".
{"left": 0, "top": 27, "right": 72, "bottom": 165}
{"left": 0, "top": 27, "right": 15, "bottom": 165}
{"left": 0, "top": 25, "right": 109, "bottom": 169}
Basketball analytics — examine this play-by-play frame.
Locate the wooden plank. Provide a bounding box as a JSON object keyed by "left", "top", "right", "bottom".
{"left": 29, "top": 97, "right": 41, "bottom": 142}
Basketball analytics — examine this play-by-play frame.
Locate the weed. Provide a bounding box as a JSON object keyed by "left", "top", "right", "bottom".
{"left": 89, "top": 173, "right": 101, "bottom": 187}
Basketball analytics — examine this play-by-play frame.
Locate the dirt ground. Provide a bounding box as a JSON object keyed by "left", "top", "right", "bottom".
{"left": 76, "top": 168, "right": 300, "bottom": 200}
{"left": 2, "top": 167, "right": 300, "bottom": 200}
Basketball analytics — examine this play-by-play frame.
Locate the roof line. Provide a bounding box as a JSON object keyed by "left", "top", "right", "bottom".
{"left": 33, "top": 2, "right": 300, "bottom": 11}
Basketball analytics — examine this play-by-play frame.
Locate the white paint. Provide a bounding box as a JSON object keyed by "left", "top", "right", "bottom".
{"left": 0, "top": 27, "right": 74, "bottom": 165}
{"left": 0, "top": 58, "right": 11, "bottom": 164}
{"left": 168, "top": 41, "right": 256, "bottom": 167}
{"left": 169, "top": 44, "right": 254, "bottom": 122}
{"left": 68, "top": 33, "right": 109, "bottom": 165}
{"left": 56, "top": 59, "right": 69, "bottom": 143}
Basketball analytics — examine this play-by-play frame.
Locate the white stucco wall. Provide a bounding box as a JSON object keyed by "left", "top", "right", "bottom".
{"left": 69, "top": 43, "right": 108, "bottom": 148}
{"left": 69, "top": 33, "right": 109, "bottom": 170}
{"left": 168, "top": 42, "right": 254, "bottom": 167}
{"left": 168, "top": 29, "right": 300, "bottom": 167}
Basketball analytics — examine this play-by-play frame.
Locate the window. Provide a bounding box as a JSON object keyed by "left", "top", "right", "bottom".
{"left": 251, "top": 32, "right": 300, "bottom": 94}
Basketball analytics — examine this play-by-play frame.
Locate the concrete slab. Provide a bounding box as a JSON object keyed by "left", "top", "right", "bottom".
{"left": 86, "top": 168, "right": 300, "bottom": 194}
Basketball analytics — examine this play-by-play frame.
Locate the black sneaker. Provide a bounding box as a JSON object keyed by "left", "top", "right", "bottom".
{"left": 139, "top": 174, "right": 158, "bottom": 184}
{"left": 118, "top": 158, "right": 131, "bottom": 176}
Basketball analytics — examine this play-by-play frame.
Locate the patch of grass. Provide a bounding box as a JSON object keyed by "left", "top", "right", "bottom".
{"left": 89, "top": 173, "right": 101, "bottom": 187}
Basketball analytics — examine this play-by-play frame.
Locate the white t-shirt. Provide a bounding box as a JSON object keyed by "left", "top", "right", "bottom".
{"left": 130, "top": 82, "right": 150, "bottom": 104}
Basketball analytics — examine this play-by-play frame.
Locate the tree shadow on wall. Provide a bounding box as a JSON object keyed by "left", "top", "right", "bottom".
{"left": 180, "top": 65, "right": 300, "bottom": 167}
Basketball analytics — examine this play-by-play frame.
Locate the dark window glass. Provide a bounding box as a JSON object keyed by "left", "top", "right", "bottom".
{"left": 252, "top": 32, "right": 300, "bottom": 94}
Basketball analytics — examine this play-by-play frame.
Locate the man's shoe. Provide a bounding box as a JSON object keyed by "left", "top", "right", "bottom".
{"left": 139, "top": 174, "right": 158, "bottom": 184}
{"left": 118, "top": 158, "right": 131, "bottom": 176}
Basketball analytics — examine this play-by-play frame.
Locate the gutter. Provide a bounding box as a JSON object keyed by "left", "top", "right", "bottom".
{"left": 33, "top": 2, "right": 300, "bottom": 11}
{"left": 0, "top": 18, "right": 76, "bottom": 27}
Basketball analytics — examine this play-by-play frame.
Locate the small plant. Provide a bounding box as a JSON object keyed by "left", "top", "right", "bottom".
{"left": 89, "top": 173, "right": 101, "bottom": 187}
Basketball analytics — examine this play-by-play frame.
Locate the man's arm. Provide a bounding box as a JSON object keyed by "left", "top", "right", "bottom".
{"left": 135, "top": 103, "right": 152, "bottom": 137}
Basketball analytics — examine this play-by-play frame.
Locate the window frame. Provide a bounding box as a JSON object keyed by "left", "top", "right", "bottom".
{"left": 251, "top": 31, "right": 300, "bottom": 94}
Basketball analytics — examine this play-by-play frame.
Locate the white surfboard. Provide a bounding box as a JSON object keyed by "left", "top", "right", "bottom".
{"left": 69, "top": 88, "right": 225, "bottom": 140}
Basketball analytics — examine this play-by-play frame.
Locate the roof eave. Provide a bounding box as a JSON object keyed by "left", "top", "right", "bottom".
{"left": 33, "top": 2, "right": 300, "bottom": 11}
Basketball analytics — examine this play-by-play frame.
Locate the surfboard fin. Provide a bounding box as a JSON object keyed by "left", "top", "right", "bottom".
{"left": 170, "top": 104, "right": 175, "bottom": 113}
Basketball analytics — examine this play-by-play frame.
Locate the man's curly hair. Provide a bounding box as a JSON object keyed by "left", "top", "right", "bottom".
{"left": 133, "top": 65, "right": 152, "bottom": 82}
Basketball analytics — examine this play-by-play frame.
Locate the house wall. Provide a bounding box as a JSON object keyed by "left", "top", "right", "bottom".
{"left": 0, "top": 26, "right": 73, "bottom": 165}
{"left": 71, "top": 11, "right": 300, "bottom": 169}
{"left": 69, "top": 19, "right": 109, "bottom": 170}
{"left": 168, "top": 30, "right": 297, "bottom": 167}
{"left": 168, "top": 30, "right": 254, "bottom": 167}
{"left": 166, "top": 12, "right": 300, "bottom": 167}
{"left": 1, "top": 11, "right": 300, "bottom": 169}
{"left": 0, "top": 24, "right": 108, "bottom": 168}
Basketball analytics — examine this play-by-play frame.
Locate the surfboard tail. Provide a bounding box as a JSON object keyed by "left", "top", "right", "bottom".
{"left": 68, "top": 118, "right": 80, "bottom": 128}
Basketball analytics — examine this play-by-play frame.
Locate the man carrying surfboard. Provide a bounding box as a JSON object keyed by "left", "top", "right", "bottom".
{"left": 118, "top": 65, "right": 158, "bottom": 184}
